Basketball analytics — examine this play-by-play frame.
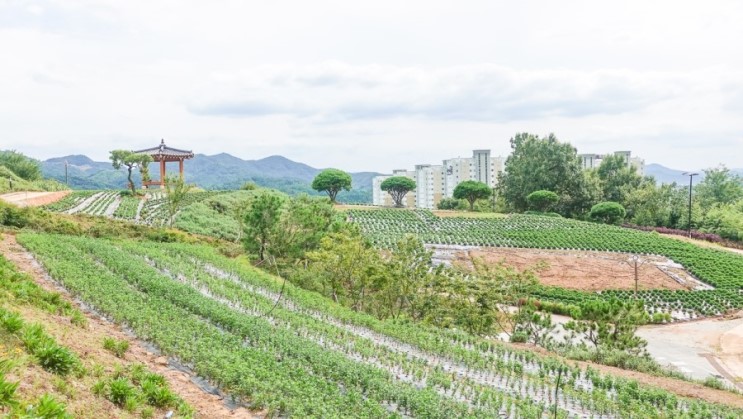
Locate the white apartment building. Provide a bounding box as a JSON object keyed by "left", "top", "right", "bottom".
{"left": 373, "top": 149, "right": 504, "bottom": 209}
{"left": 579, "top": 150, "right": 645, "bottom": 175}
{"left": 415, "top": 165, "right": 445, "bottom": 209}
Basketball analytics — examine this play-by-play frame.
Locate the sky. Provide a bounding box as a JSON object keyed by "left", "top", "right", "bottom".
{"left": 1, "top": 0, "right": 742, "bottom": 173}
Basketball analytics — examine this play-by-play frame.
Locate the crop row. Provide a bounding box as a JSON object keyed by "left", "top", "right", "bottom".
{"left": 17, "top": 233, "right": 743, "bottom": 418}
{"left": 42, "top": 190, "right": 100, "bottom": 212}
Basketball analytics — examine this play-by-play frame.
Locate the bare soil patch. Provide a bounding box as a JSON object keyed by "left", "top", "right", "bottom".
{"left": 458, "top": 247, "right": 695, "bottom": 292}
{"left": 0, "top": 233, "right": 257, "bottom": 418}
{"left": 0, "top": 191, "right": 70, "bottom": 207}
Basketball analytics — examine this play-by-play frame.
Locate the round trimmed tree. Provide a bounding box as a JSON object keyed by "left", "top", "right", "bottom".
{"left": 311, "top": 168, "right": 352, "bottom": 203}
{"left": 526, "top": 190, "right": 559, "bottom": 213}
{"left": 453, "top": 180, "right": 492, "bottom": 211}
{"left": 381, "top": 176, "right": 416, "bottom": 208}
{"left": 590, "top": 201, "right": 626, "bottom": 224}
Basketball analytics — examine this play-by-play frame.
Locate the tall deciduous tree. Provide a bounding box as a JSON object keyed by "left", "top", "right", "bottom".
{"left": 497, "top": 133, "right": 596, "bottom": 216}
{"left": 380, "top": 176, "right": 416, "bottom": 208}
{"left": 695, "top": 166, "right": 743, "bottom": 211}
{"left": 595, "top": 154, "right": 644, "bottom": 203}
{"left": 273, "top": 194, "right": 335, "bottom": 260}
{"left": 243, "top": 191, "right": 286, "bottom": 262}
{"left": 163, "top": 175, "right": 194, "bottom": 226}
{"left": 306, "top": 231, "right": 380, "bottom": 309}
{"left": 311, "top": 169, "right": 352, "bottom": 203}
{"left": 453, "top": 180, "right": 492, "bottom": 211}
{"left": 109, "top": 150, "right": 153, "bottom": 194}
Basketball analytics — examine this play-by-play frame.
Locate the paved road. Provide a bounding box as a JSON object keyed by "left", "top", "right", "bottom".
{"left": 547, "top": 312, "right": 743, "bottom": 389}
{"left": 0, "top": 191, "right": 68, "bottom": 207}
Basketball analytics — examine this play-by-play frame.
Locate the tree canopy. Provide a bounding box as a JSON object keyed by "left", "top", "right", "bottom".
{"left": 453, "top": 180, "right": 492, "bottom": 211}
{"left": 695, "top": 166, "right": 743, "bottom": 211}
{"left": 590, "top": 201, "right": 626, "bottom": 225}
{"left": 311, "top": 168, "right": 352, "bottom": 203}
{"left": 380, "top": 176, "right": 416, "bottom": 208}
{"left": 526, "top": 190, "right": 559, "bottom": 212}
{"left": 109, "top": 150, "right": 153, "bottom": 193}
{"left": 0, "top": 150, "right": 42, "bottom": 181}
{"left": 497, "top": 133, "right": 595, "bottom": 217}
{"left": 595, "top": 154, "right": 643, "bottom": 203}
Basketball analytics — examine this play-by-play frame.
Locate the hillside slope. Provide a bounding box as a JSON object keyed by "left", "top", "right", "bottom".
{"left": 41, "top": 154, "right": 378, "bottom": 202}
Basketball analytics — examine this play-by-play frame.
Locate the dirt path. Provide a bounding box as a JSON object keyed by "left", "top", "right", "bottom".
{"left": 0, "top": 191, "right": 69, "bottom": 207}
{"left": 661, "top": 233, "right": 743, "bottom": 256}
{"left": 0, "top": 233, "right": 257, "bottom": 419}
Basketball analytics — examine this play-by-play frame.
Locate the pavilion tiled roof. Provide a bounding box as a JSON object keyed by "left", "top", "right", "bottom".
{"left": 134, "top": 139, "right": 194, "bottom": 160}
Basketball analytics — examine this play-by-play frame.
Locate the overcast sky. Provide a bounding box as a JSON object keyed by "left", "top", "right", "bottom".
{"left": 2, "top": 0, "right": 742, "bottom": 173}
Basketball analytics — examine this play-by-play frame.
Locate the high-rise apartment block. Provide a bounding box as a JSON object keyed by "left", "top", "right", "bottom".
{"left": 373, "top": 149, "right": 504, "bottom": 209}
{"left": 578, "top": 150, "right": 645, "bottom": 175}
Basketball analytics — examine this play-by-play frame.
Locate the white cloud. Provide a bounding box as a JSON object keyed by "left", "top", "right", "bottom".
{"left": 188, "top": 63, "right": 687, "bottom": 123}
{"left": 1, "top": 0, "right": 742, "bottom": 173}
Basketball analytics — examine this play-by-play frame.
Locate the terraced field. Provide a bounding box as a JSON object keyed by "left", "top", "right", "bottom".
{"left": 43, "top": 190, "right": 220, "bottom": 226}
{"left": 347, "top": 209, "right": 743, "bottom": 320}
{"left": 16, "top": 232, "right": 743, "bottom": 418}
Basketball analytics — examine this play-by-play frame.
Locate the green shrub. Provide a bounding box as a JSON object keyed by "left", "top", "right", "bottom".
{"left": 526, "top": 190, "right": 559, "bottom": 212}
{"left": 703, "top": 376, "right": 730, "bottom": 391}
{"left": 21, "top": 324, "right": 49, "bottom": 352}
{"left": 590, "top": 202, "right": 626, "bottom": 225}
{"left": 27, "top": 394, "right": 71, "bottom": 418}
{"left": 70, "top": 310, "right": 88, "bottom": 328}
{"left": 141, "top": 378, "right": 175, "bottom": 407}
{"left": 0, "top": 373, "right": 19, "bottom": 408}
{"left": 0, "top": 201, "right": 33, "bottom": 228}
{"left": 510, "top": 331, "right": 528, "bottom": 343}
{"left": 35, "top": 344, "right": 77, "bottom": 376}
{"left": 0, "top": 311, "right": 24, "bottom": 334}
{"left": 102, "top": 337, "right": 130, "bottom": 358}
{"left": 108, "top": 377, "right": 136, "bottom": 407}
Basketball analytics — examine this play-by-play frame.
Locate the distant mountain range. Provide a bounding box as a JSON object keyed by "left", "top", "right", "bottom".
{"left": 644, "top": 163, "right": 743, "bottom": 185}
{"left": 42, "top": 154, "right": 380, "bottom": 203}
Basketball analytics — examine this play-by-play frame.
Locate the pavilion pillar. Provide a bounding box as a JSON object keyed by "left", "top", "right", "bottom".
{"left": 179, "top": 159, "right": 184, "bottom": 179}
{"left": 160, "top": 160, "right": 166, "bottom": 187}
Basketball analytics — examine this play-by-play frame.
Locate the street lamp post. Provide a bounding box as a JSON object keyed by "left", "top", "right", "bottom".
{"left": 682, "top": 172, "right": 698, "bottom": 238}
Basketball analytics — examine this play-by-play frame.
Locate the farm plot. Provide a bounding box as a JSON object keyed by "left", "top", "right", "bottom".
{"left": 449, "top": 247, "right": 697, "bottom": 292}
{"left": 348, "top": 209, "right": 743, "bottom": 320}
{"left": 18, "top": 232, "right": 743, "bottom": 418}
{"left": 43, "top": 190, "right": 220, "bottom": 226}
{"left": 41, "top": 190, "right": 99, "bottom": 212}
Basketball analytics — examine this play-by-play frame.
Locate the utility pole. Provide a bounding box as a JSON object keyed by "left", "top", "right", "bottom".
{"left": 626, "top": 254, "right": 646, "bottom": 299}
{"left": 682, "top": 172, "right": 698, "bottom": 238}
{"left": 64, "top": 160, "right": 69, "bottom": 186}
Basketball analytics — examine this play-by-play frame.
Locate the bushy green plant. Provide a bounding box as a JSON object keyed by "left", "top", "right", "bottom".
{"left": 0, "top": 311, "right": 24, "bottom": 334}
{"left": 526, "top": 190, "right": 559, "bottom": 212}
{"left": 108, "top": 377, "right": 136, "bottom": 407}
{"left": 590, "top": 201, "right": 626, "bottom": 225}
{"left": 0, "top": 373, "right": 19, "bottom": 408}
{"left": 35, "top": 344, "right": 78, "bottom": 376}
{"left": 102, "top": 337, "right": 130, "bottom": 358}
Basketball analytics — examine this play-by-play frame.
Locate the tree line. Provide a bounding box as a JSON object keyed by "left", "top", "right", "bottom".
{"left": 494, "top": 133, "right": 742, "bottom": 241}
